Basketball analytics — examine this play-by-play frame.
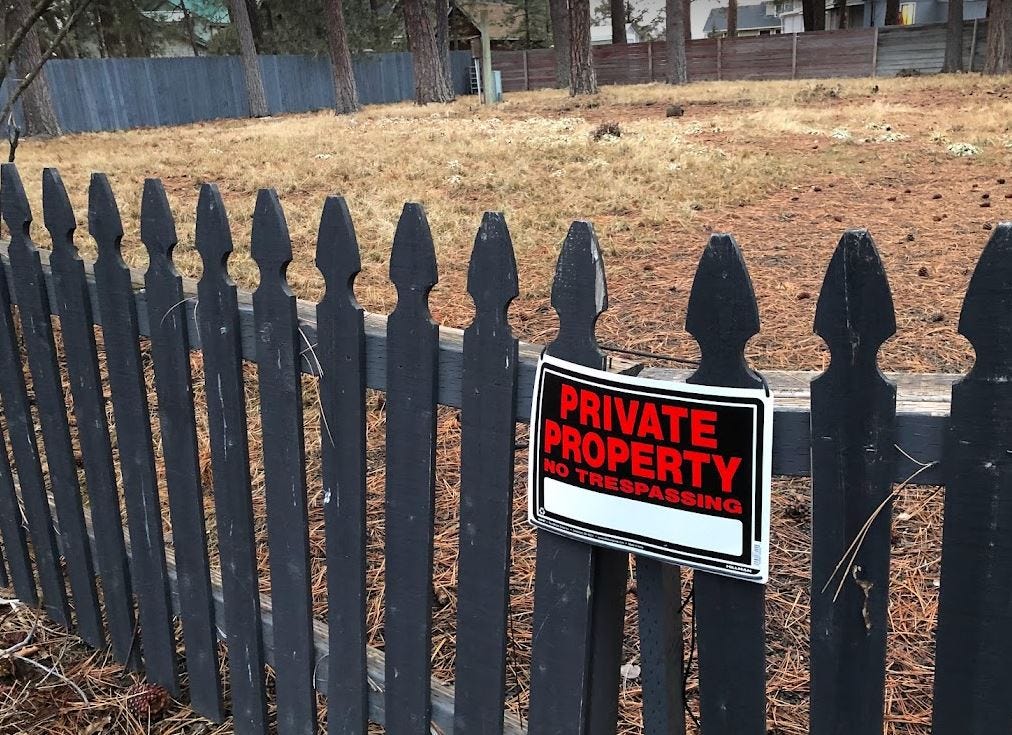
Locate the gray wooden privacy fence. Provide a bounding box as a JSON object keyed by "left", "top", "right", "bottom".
{"left": 0, "top": 160, "right": 1008, "bottom": 734}
{"left": 2, "top": 51, "right": 475, "bottom": 134}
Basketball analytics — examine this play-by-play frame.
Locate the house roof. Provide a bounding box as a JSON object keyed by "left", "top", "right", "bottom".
{"left": 141, "top": 0, "right": 231, "bottom": 24}
{"left": 452, "top": 1, "right": 526, "bottom": 40}
{"left": 703, "top": 3, "right": 781, "bottom": 33}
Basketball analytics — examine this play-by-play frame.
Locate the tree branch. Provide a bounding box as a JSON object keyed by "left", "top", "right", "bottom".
{"left": 2, "top": 0, "right": 54, "bottom": 74}
{"left": 1, "top": 0, "right": 93, "bottom": 127}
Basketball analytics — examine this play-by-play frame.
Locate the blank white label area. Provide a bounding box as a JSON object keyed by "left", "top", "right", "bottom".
{"left": 542, "top": 478, "right": 743, "bottom": 557}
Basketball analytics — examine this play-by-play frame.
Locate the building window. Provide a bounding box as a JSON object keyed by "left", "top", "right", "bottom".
{"left": 900, "top": 2, "right": 916, "bottom": 25}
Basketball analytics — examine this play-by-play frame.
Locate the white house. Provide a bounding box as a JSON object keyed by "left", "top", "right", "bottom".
{"left": 590, "top": 22, "right": 645, "bottom": 44}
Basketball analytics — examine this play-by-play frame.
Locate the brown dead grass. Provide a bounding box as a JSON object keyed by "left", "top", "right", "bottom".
{"left": 2, "top": 72, "right": 1010, "bottom": 733}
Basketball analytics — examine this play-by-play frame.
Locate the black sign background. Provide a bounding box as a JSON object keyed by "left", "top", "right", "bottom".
{"left": 529, "top": 358, "right": 771, "bottom": 581}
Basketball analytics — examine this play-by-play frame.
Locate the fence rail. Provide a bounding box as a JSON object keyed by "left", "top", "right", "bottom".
{"left": 0, "top": 163, "right": 1007, "bottom": 735}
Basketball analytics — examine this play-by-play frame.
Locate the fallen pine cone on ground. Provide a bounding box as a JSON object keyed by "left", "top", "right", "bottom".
{"left": 126, "top": 683, "right": 171, "bottom": 720}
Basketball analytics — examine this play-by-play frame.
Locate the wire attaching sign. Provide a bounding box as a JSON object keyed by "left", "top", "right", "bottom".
{"left": 528, "top": 355, "right": 773, "bottom": 583}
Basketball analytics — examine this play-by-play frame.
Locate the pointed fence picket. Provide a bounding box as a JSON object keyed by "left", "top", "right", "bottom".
{"left": 141, "top": 180, "right": 223, "bottom": 721}
{"left": 809, "top": 231, "right": 897, "bottom": 735}
{"left": 43, "top": 168, "right": 137, "bottom": 668}
{"left": 2, "top": 165, "right": 103, "bottom": 649}
{"left": 316, "top": 196, "right": 369, "bottom": 735}
{"left": 89, "top": 173, "right": 179, "bottom": 694}
{"left": 0, "top": 162, "right": 1009, "bottom": 735}
{"left": 194, "top": 183, "right": 269, "bottom": 735}
{"left": 251, "top": 189, "right": 318, "bottom": 735}
{"left": 932, "top": 223, "right": 1012, "bottom": 734}
{"left": 384, "top": 204, "right": 441, "bottom": 735}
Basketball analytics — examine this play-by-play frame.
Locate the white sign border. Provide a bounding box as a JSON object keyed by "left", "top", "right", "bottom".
{"left": 527, "top": 354, "right": 774, "bottom": 584}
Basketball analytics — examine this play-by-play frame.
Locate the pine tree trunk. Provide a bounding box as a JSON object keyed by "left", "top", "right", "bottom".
{"left": 12, "top": 0, "right": 59, "bottom": 136}
{"left": 727, "top": 0, "right": 738, "bottom": 36}
{"left": 884, "top": 0, "right": 900, "bottom": 25}
{"left": 403, "top": 0, "right": 455, "bottom": 103}
{"left": 611, "top": 0, "right": 626, "bottom": 42}
{"left": 549, "top": 0, "right": 571, "bottom": 86}
{"left": 245, "top": 0, "right": 262, "bottom": 44}
{"left": 943, "top": 0, "right": 964, "bottom": 71}
{"left": 985, "top": 0, "right": 1012, "bottom": 73}
{"left": 434, "top": 0, "right": 452, "bottom": 79}
{"left": 836, "top": 0, "right": 848, "bottom": 28}
{"left": 683, "top": 0, "right": 692, "bottom": 39}
{"left": 804, "top": 0, "right": 827, "bottom": 29}
{"left": 228, "top": 0, "right": 269, "bottom": 117}
{"left": 179, "top": 0, "right": 201, "bottom": 56}
{"left": 666, "top": 0, "right": 688, "bottom": 82}
{"left": 569, "top": 0, "right": 597, "bottom": 94}
{"left": 325, "top": 0, "right": 360, "bottom": 114}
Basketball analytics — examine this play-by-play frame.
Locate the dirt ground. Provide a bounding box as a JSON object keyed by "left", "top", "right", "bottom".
{"left": 1, "top": 73, "right": 1010, "bottom": 733}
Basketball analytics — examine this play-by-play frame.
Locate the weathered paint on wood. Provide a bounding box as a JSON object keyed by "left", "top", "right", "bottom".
{"left": 2, "top": 164, "right": 102, "bottom": 643}
{"left": 141, "top": 179, "right": 223, "bottom": 721}
{"left": 637, "top": 557, "right": 685, "bottom": 735}
{"left": 77, "top": 497, "right": 525, "bottom": 735}
{"left": 932, "top": 223, "right": 1012, "bottom": 734}
{"left": 0, "top": 418, "right": 33, "bottom": 604}
{"left": 88, "top": 173, "right": 178, "bottom": 694}
{"left": 810, "top": 230, "right": 897, "bottom": 735}
{"left": 195, "top": 183, "right": 268, "bottom": 735}
{"left": 528, "top": 221, "right": 627, "bottom": 735}
{"left": 42, "top": 167, "right": 136, "bottom": 666}
{"left": 250, "top": 189, "right": 317, "bottom": 734}
{"left": 5, "top": 238, "right": 958, "bottom": 488}
{"left": 384, "top": 203, "right": 440, "bottom": 734}
{"left": 0, "top": 211, "right": 68, "bottom": 628}
{"left": 453, "top": 212, "right": 519, "bottom": 735}
{"left": 685, "top": 234, "right": 765, "bottom": 735}
{"left": 315, "top": 196, "right": 369, "bottom": 735}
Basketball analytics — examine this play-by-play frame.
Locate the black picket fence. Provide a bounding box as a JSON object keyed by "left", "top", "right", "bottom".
{"left": 0, "top": 161, "right": 1006, "bottom": 735}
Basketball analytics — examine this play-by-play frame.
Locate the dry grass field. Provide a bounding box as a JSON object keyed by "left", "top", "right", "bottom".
{"left": 2, "top": 73, "right": 1012, "bottom": 734}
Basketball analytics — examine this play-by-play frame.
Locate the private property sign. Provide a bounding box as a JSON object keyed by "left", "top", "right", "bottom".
{"left": 528, "top": 356, "right": 774, "bottom": 583}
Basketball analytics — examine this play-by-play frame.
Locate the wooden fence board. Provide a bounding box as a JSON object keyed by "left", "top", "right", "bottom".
{"left": 42, "top": 168, "right": 136, "bottom": 666}
{"left": 141, "top": 180, "right": 223, "bottom": 721}
{"left": 453, "top": 213, "right": 519, "bottom": 735}
{"left": 0, "top": 417, "right": 34, "bottom": 605}
{"left": 809, "top": 231, "right": 897, "bottom": 735}
{"left": 384, "top": 203, "right": 440, "bottom": 734}
{"left": 637, "top": 556, "right": 685, "bottom": 735}
{"left": 932, "top": 223, "right": 1012, "bottom": 734}
{"left": 0, "top": 225, "right": 69, "bottom": 630}
{"left": 251, "top": 189, "right": 317, "bottom": 735}
{"left": 195, "top": 184, "right": 268, "bottom": 735}
{"left": 685, "top": 234, "right": 766, "bottom": 735}
{"left": 315, "top": 197, "right": 369, "bottom": 735}
{"left": 528, "top": 222, "right": 627, "bottom": 735}
{"left": 2, "top": 165, "right": 102, "bottom": 644}
{"left": 89, "top": 173, "right": 178, "bottom": 694}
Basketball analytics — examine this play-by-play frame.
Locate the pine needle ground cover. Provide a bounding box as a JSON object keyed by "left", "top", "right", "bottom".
{"left": 3, "top": 74, "right": 1012, "bottom": 733}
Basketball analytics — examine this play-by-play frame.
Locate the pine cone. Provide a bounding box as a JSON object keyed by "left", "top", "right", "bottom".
{"left": 126, "top": 683, "right": 170, "bottom": 720}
